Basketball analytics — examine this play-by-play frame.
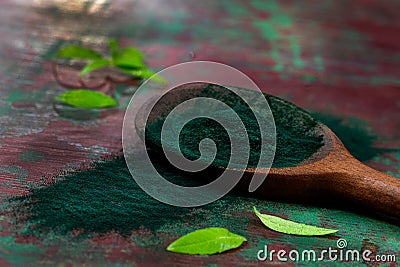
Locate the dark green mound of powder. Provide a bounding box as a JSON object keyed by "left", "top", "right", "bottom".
{"left": 13, "top": 156, "right": 240, "bottom": 237}
{"left": 145, "top": 86, "right": 324, "bottom": 168}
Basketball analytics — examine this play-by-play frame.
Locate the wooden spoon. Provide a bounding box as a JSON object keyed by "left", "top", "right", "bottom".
{"left": 135, "top": 83, "right": 400, "bottom": 220}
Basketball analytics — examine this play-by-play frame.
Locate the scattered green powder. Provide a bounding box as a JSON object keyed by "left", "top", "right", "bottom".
{"left": 0, "top": 236, "right": 44, "bottom": 265}
{"left": 310, "top": 112, "right": 398, "bottom": 162}
{"left": 145, "top": 85, "right": 324, "bottom": 168}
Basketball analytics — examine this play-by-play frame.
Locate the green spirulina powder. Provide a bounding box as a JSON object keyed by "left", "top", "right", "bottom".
{"left": 145, "top": 85, "right": 324, "bottom": 169}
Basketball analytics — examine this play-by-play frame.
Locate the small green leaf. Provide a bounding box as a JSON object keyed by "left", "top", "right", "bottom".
{"left": 108, "top": 39, "right": 119, "bottom": 60}
{"left": 254, "top": 207, "right": 338, "bottom": 236}
{"left": 119, "top": 67, "right": 167, "bottom": 84}
{"left": 56, "top": 89, "right": 118, "bottom": 109}
{"left": 56, "top": 45, "right": 102, "bottom": 60}
{"left": 79, "top": 58, "right": 110, "bottom": 77}
{"left": 113, "top": 47, "right": 145, "bottom": 68}
{"left": 166, "top": 227, "right": 246, "bottom": 255}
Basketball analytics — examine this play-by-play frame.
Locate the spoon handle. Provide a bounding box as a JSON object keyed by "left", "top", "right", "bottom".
{"left": 335, "top": 159, "right": 400, "bottom": 220}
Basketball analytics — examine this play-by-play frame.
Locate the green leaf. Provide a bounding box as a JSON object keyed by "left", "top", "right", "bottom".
{"left": 119, "top": 67, "right": 167, "bottom": 84}
{"left": 56, "top": 45, "right": 102, "bottom": 60}
{"left": 108, "top": 39, "right": 119, "bottom": 61}
{"left": 113, "top": 47, "right": 145, "bottom": 68}
{"left": 56, "top": 89, "right": 118, "bottom": 109}
{"left": 254, "top": 207, "right": 338, "bottom": 236}
{"left": 166, "top": 227, "right": 246, "bottom": 255}
{"left": 79, "top": 58, "right": 110, "bottom": 77}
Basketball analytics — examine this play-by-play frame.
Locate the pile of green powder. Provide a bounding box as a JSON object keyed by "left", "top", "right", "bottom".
{"left": 13, "top": 156, "right": 226, "bottom": 237}
{"left": 145, "top": 85, "right": 324, "bottom": 169}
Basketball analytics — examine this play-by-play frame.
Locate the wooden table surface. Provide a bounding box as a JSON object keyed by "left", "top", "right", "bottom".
{"left": 0, "top": 0, "right": 399, "bottom": 266}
